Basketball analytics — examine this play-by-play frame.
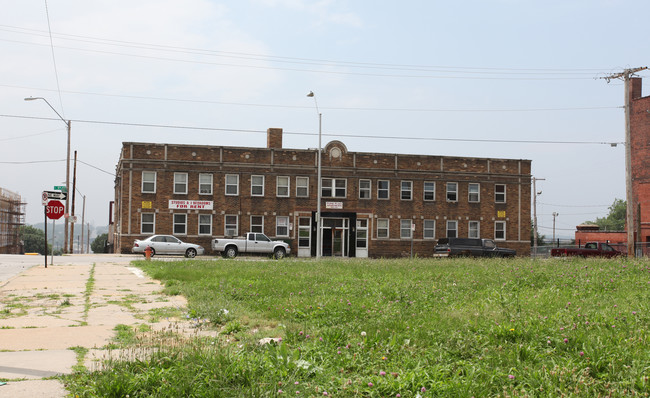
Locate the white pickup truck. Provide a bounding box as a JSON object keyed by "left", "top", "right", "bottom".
{"left": 212, "top": 232, "right": 291, "bottom": 259}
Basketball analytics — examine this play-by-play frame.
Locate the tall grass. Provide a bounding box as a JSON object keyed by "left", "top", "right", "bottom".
{"left": 64, "top": 257, "right": 650, "bottom": 397}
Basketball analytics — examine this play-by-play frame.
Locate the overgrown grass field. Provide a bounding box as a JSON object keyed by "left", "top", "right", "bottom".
{"left": 65, "top": 257, "right": 650, "bottom": 397}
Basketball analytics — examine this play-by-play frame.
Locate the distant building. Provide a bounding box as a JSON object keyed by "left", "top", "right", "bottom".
{"left": 0, "top": 188, "right": 25, "bottom": 254}
{"left": 574, "top": 224, "right": 626, "bottom": 252}
{"left": 113, "top": 129, "right": 532, "bottom": 257}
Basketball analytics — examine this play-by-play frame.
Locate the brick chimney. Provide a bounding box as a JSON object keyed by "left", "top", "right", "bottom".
{"left": 631, "top": 77, "right": 643, "bottom": 100}
{"left": 267, "top": 128, "right": 283, "bottom": 149}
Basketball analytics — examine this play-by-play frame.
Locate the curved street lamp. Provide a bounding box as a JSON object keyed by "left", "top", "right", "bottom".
{"left": 307, "top": 91, "right": 322, "bottom": 259}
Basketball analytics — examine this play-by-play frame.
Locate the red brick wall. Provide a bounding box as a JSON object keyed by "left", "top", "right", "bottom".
{"left": 630, "top": 78, "right": 650, "bottom": 242}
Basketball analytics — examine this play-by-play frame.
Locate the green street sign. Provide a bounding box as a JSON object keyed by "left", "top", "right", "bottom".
{"left": 53, "top": 186, "right": 67, "bottom": 192}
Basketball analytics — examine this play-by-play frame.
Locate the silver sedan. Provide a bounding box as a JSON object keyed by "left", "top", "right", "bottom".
{"left": 132, "top": 235, "right": 205, "bottom": 258}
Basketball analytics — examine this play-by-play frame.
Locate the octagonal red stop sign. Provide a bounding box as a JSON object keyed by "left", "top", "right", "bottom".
{"left": 46, "top": 200, "right": 65, "bottom": 220}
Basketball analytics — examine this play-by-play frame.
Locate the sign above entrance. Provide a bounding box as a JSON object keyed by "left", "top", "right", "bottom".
{"left": 326, "top": 202, "right": 343, "bottom": 210}
{"left": 169, "top": 200, "right": 213, "bottom": 210}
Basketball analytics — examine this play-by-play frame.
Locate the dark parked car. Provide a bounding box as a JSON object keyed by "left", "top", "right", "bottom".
{"left": 433, "top": 238, "right": 516, "bottom": 258}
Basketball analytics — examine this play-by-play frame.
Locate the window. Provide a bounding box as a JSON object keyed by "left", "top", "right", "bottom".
{"left": 377, "top": 180, "right": 390, "bottom": 199}
{"left": 401, "top": 181, "right": 413, "bottom": 200}
{"left": 424, "top": 182, "right": 435, "bottom": 201}
{"left": 322, "top": 178, "right": 347, "bottom": 198}
{"left": 356, "top": 219, "right": 368, "bottom": 248}
{"left": 468, "top": 221, "right": 480, "bottom": 238}
{"left": 142, "top": 171, "right": 156, "bottom": 193}
{"left": 495, "top": 184, "right": 506, "bottom": 203}
{"left": 250, "top": 215, "right": 264, "bottom": 233}
{"left": 468, "top": 183, "right": 480, "bottom": 203}
{"left": 298, "top": 217, "right": 311, "bottom": 248}
{"left": 359, "top": 179, "right": 371, "bottom": 199}
{"left": 199, "top": 174, "right": 212, "bottom": 195}
{"left": 277, "top": 176, "right": 290, "bottom": 197}
{"left": 225, "top": 175, "right": 239, "bottom": 196}
{"left": 400, "top": 219, "right": 412, "bottom": 239}
{"left": 423, "top": 219, "right": 435, "bottom": 239}
{"left": 225, "top": 215, "right": 238, "bottom": 236}
{"left": 174, "top": 173, "right": 188, "bottom": 194}
{"left": 276, "top": 216, "right": 289, "bottom": 237}
{"left": 446, "top": 220, "right": 458, "bottom": 238}
{"left": 446, "top": 182, "right": 458, "bottom": 202}
{"left": 377, "top": 218, "right": 389, "bottom": 238}
{"left": 495, "top": 221, "right": 506, "bottom": 240}
{"left": 141, "top": 213, "right": 155, "bottom": 234}
{"left": 251, "top": 175, "right": 264, "bottom": 196}
{"left": 173, "top": 213, "right": 187, "bottom": 235}
{"left": 199, "top": 214, "right": 212, "bottom": 235}
{"left": 296, "top": 177, "right": 309, "bottom": 197}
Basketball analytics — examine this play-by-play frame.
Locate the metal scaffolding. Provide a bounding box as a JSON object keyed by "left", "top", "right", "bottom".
{"left": 0, "top": 187, "right": 26, "bottom": 254}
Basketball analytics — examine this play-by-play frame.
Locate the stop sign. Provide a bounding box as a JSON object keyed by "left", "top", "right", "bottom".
{"left": 46, "top": 200, "right": 65, "bottom": 220}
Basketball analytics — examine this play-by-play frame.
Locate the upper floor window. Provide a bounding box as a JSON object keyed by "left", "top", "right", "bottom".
{"left": 377, "top": 180, "right": 390, "bottom": 200}
{"left": 225, "top": 174, "right": 239, "bottom": 196}
{"left": 199, "top": 173, "right": 212, "bottom": 195}
{"left": 251, "top": 175, "right": 264, "bottom": 196}
{"left": 401, "top": 181, "right": 413, "bottom": 200}
{"left": 322, "top": 178, "right": 347, "bottom": 198}
{"left": 424, "top": 181, "right": 435, "bottom": 201}
{"left": 174, "top": 173, "right": 188, "bottom": 194}
{"left": 296, "top": 177, "right": 309, "bottom": 197}
{"left": 142, "top": 171, "right": 156, "bottom": 193}
{"left": 446, "top": 182, "right": 458, "bottom": 202}
{"left": 277, "top": 176, "right": 290, "bottom": 197}
{"left": 468, "top": 183, "right": 480, "bottom": 203}
{"left": 359, "top": 179, "right": 371, "bottom": 199}
{"left": 495, "top": 184, "right": 506, "bottom": 203}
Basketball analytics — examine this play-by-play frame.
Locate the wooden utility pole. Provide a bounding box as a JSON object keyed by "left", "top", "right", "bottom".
{"left": 532, "top": 177, "right": 545, "bottom": 257}
{"left": 602, "top": 67, "right": 648, "bottom": 257}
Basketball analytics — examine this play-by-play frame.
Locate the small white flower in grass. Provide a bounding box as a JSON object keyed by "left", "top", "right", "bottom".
{"left": 361, "top": 331, "right": 366, "bottom": 337}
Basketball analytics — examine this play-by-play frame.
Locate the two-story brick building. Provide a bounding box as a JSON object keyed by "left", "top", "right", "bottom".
{"left": 113, "top": 128, "right": 531, "bottom": 257}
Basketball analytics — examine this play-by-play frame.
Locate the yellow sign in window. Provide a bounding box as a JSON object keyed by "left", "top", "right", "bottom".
{"left": 142, "top": 201, "right": 152, "bottom": 209}
{"left": 497, "top": 210, "right": 506, "bottom": 218}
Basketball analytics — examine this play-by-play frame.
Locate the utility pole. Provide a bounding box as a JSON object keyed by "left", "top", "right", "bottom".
{"left": 552, "top": 212, "right": 559, "bottom": 245}
{"left": 70, "top": 150, "right": 77, "bottom": 254}
{"left": 532, "top": 177, "right": 545, "bottom": 258}
{"left": 601, "top": 66, "right": 648, "bottom": 257}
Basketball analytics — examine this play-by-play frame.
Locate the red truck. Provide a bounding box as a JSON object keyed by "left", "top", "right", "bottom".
{"left": 550, "top": 242, "right": 622, "bottom": 258}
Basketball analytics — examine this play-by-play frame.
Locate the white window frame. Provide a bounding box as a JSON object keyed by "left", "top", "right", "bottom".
{"left": 446, "top": 182, "right": 458, "bottom": 202}
{"left": 142, "top": 171, "right": 156, "bottom": 193}
{"left": 401, "top": 181, "right": 413, "bottom": 201}
{"left": 446, "top": 220, "right": 458, "bottom": 238}
{"left": 468, "top": 221, "right": 480, "bottom": 238}
{"left": 377, "top": 218, "right": 389, "bottom": 239}
{"left": 400, "top": 219, "right": 412, "bottom": 239}
{"left": 251, "top": 175, "right": 265, "bottom": 197}
{"left": 468, "top": 183, "right": 480, "bottom": 203}
{"left": 277, "top": 176, "right": 290, "bottom": 197}
{"left": 377, "top": 180, "right": 390, "bottom": 200}
{"left": 141, "top": 213, "right": 155, "bottom": 234}
{"left": 296, "top": 176, "right": 309, "bottom": 197}
{"left": 322, "top": 178, "right": 347, "bottom": 198}
{"left": 225, "top": 215, "right": 238, "bottom": 236}
{"left": 359, "top": 179, "right": 371, "bottom": 199}
{"left": 199, "top": 173, "right": 213, "bottom": 195}
{"left": 225, "top": 174, "right": 239, "bottom": 196}
{"left": 173, "top": 213, "right": 187, "bottom": 235}
{"left": 423, "top": 219, "right": 435, "bottom": 239}
{"left": 174, "top": 173, "right": 188, "bottom": 195}
{"left": 495, "top": 184, "right": 506, "bottom": 203}
{"left": 495, "top": 221, "right": 506, "bottom": 240}
{"left": 424, "top": 181, "right": 435, "bottom": 201}
{"left": 198, "top": 214, "right": 212, "bottom": 235}
{"left": 250, "top": 215, "right": 264, "bottom": 233}
{"left": 276, "top": 216, "right": 289, "bottom": 237}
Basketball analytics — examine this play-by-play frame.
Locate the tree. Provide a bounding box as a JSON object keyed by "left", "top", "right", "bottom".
{"left": 19, "top": 225, "right": 51, "bottom": 255}
{"left": 91, "top": 233, "right": 109, "bottom": 253}
{"left": 586, "top": 199, "right": 626, "bottom": 231}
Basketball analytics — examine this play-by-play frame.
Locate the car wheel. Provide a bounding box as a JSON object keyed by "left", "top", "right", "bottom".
{"left": 273, "top": 247, "right": 286, "bottom": 260}
{"left": 185, "top": 248, "right": 197, "bottom": 258}
{"left": 146, "top": 248, "right": 155, "bottom": 258}
{"left": 224, "top": 246, "right": 238, "bottom": 259}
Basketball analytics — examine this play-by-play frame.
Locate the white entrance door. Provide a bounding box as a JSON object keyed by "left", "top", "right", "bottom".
{"left": 356, "top": 219, "right": 368, "bottom": 258}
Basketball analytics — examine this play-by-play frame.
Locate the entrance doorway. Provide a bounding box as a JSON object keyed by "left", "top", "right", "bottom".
{"left": 321, "top": 218, "right": 349, "bottom": 257}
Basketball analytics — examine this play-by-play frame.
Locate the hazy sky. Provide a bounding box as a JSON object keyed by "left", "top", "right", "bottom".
{"left": 1, "top": 0, "right": 648, "bottom": 239}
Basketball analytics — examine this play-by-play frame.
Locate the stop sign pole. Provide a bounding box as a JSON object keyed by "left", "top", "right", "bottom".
{"left": 43, "top": 199, "right": 66, "bottom": 268}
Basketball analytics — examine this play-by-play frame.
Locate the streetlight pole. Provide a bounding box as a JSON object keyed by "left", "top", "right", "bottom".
{"left": 532, "top": 177, "right": 545, "bottom": 257}
{"left": 552, "top": 212, "right": 559, "bottom": 245}
{"left": 307, "top": 91, "right": 322, "bottom": 259}
{"left": 25, "top": 97, "right": 71, "bottom": 254}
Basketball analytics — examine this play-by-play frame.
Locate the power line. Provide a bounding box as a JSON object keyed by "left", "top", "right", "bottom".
{"left": 0, "top": 157, "right": 114, "bottom": 176}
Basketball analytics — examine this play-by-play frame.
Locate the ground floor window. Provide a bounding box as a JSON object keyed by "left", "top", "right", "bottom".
{"left": 468, "top": 221, "right": 480, "bottom": 238}
{"left": 446, "top": 220, "right": 458, "bottom": 238}
{"left": 495, "top": 221, "right": 506, "bottom": 240}
{"left": 141, "top": 213, "right": 155, "bottom": 234}
{"left": 377, "top": 218, "right": 389, "bottom": 238}
{"left": 225, "top": 215, "right": 238, "bottom": 236}
{"left": 198, "top": 214, "right": 212, "bottom": 235}
{"left": 173, "top": 213, "right": 187, "bottom": 235}
{"left": 423, "top": 219, "right": 435, "bottom": 239}
{"left": 400, "top": 219, "right": 412, "bottom": 239}
{"left": 276, "top": 216, "right": 289, "bottom": 237}
{"left": 250, "top": 215, "right": 264, "bottom": 233}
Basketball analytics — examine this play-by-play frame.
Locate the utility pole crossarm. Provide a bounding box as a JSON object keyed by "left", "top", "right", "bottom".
{"left": 600, "top": 66, "right": 648, "bottom": 83}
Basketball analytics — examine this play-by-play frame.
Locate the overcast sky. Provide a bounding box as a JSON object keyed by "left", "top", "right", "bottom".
{"left": 1, "top": 0, "right": 648, "bottom": 239}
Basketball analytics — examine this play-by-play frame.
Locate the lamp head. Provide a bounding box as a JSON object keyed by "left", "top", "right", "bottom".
{"left": 24, "top": 97, "right": 38, "bottom": 101}
{"left": 307, "top": 91, "right": 314, "bottom": 97}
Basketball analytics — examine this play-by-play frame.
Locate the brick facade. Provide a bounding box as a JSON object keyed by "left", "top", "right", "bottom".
{"left": 114, "top": 129, "right": 532, "bottom": 257}
{"left": 630, "top": 78, "right": 650, "bottom": 251}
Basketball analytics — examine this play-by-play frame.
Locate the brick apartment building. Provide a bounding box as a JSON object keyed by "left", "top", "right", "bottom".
{"left": 630, "top": 77, "right": 650, "bottom": 252}
{"left": 113, "top": 129, "right": 532, "bottom": 257}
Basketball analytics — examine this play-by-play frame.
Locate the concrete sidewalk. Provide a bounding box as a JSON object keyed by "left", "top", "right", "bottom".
{"left": 0, "top": 254, "right": 189, "bottom": 397}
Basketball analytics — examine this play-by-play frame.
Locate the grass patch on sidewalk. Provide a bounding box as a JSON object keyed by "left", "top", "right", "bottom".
{"left": 63, "top": 257, "right": 650, "bottom": 397}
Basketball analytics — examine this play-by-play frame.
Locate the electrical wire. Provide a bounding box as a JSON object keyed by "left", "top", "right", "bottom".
{"left": 43, "top": 0, "right": 65, "bottom": 118}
